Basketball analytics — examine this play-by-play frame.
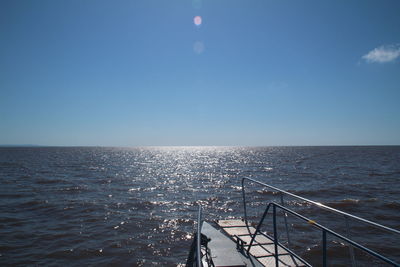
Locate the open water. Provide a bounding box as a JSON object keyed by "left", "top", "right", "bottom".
{"left": 0, "top": 146, "right": 399, "bottom": 266}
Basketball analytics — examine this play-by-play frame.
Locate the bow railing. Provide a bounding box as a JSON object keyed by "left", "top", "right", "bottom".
{"left": 242, "top": 177, "right": 400, "bottom": 267}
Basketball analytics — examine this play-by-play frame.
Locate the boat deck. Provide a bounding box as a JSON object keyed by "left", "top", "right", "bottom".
{"left": 187, "top": 178, "right": 400, "bottom": 266}
{"left": 217, "top": 219, "right": 305, "bottom": 267}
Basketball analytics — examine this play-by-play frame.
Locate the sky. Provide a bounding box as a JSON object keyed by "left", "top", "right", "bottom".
{"left": 1, "top": 0, "right": 400, "bottom": 146}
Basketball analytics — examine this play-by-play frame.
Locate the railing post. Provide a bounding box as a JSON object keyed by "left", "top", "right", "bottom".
{"left": 280, "top": 192, "right": 291, "bottom": 248}
{"left": 322, "top": 230, "right": 327, "bottom": 267}
{"left": 247, "top": 203, "right": 271, "bottom": 255}
{"left": 242, "top": 178, "right": 248, "bottom": 225}
{"left": 273, "top": 204, "right": 279, "bottom": 267}
{"left": 344, "top": 215, "right": 357, "bottom": 267}
{"left": 196, "top": 205, "right": 202, "bottom": 267}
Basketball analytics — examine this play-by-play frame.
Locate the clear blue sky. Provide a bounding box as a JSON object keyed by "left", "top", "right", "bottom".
{"left": 1, "top": 0, "right": 399, "bottom": 146}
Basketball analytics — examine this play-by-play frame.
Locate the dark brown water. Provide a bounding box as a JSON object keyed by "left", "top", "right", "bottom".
{"left": 0, "top": 146, "right": 399, "bottom": 266}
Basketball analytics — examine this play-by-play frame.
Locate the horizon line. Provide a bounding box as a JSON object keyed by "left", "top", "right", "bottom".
{"left": 1, "top": 144, "right": 400, "bottom": 148}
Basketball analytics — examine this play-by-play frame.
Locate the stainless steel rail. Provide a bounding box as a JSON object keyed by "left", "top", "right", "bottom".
{"left": 242, "top": 177, "right": 400, "bottom": 235}
{"left": 242, "top": 177, "right": 400, "bottom": 267}
{"left": 249, "top": 202, "right": 399, "bottom": 266}
{"left": 196, "top": 205, "right": 203, "bottom": 267}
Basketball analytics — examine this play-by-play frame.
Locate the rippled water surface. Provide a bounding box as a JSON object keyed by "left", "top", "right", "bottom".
{"left": 0, "top": 146, "right": 399, "bottom": 266}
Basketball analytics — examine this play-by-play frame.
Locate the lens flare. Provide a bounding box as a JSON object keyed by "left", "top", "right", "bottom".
{"left": 194, "top": 16, "right": 202, "bottom": 26}
{"left": 193, "top": 41, "right": 205, "bottom": 54}
{"left": 192, "top": 0, "right": 202, "bottom": 9}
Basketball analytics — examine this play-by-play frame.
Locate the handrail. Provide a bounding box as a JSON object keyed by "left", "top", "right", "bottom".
{"left": 247, "top": 201, "right": 399, "bottom": 266}
{"left": 242, "top": 177, "right": 399, "bottom": 266}
{"left": 242, "top": 177, "right": 400, "bottom": 235}
{"left": 246, "top": 203, "right": 311, "bottom": 267}
{"left": 196, "top": 205, "right": 203, "bottom": 267}
{"left": 273, "top": 203, "right": 399, "bottom": 266}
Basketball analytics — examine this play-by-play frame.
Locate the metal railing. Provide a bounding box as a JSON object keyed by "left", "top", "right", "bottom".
{"left": 196, "top": 205, "right": 203, "bottom": 267}
{"left": 242, "top": 177, "right": 400, "bottom": 267}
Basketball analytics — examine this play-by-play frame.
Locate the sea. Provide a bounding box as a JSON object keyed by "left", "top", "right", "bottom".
{"left": 0, "top": 146, "right": 399, "bottom": 266}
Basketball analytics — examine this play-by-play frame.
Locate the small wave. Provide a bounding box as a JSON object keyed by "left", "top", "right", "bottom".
{"left": 0, "top": 193, "right": 30, "bottom": 198}
{"left": 302, "top": 241, "right": 352, "bottom": 266}
{"left": 56, "top": 186, "right": 88, "bottom": 193}
{"left": 383, "top": 201, "right": 400, "bottom": 210}
{"left": 369, "top": 172, "right": 390, "bottom": 177}
{"left": 323, "top": 199, "right": 361, "bottom": 209}
{"left": 16, "top": 199, "right": 49, "bottom": 208}
{"left": 0, "top": 216, "right": 21, "bottom": 224}
{"left": 368, "top": 170, "right": 400, "bottom": 177}
{"left": 288, "top": 188, "right": 332, "bottom": 197}
{"left": 230, "top": 185, "right": 242, "bottom": 191}
{"left": 0, "top": 162, "right": 25, "bottom": 168}
{"left": 35, "top": 178, "right": 65, "bottom": 184}
{"left": 290, "top": 186, "right": 364, "bottom": 198}
{"left": 255, "top": 189, "right": 279, "bottom": 196}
